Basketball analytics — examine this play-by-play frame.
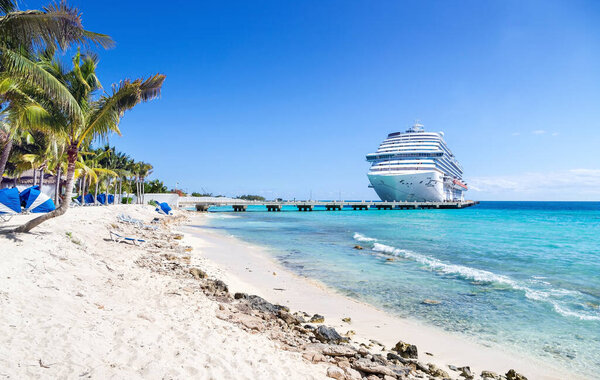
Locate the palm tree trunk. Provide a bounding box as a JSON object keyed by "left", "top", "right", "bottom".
{"left": 94, "top": 180, "right": 99, "bottom": 205}
{"left": 39, "top": 168, "right": 45, "bottom": 192}
{"left": 14, "top": 144, "right": 77, "bottom": 233}
{"left": 54, "top": 166, "right": 61, "bottom": 206}
{"left": 87, "top": 176, "right": 92, "bottom": 202}
{"left": 114, "top": 178, "right": 118, "bottom": 205}
{"left": 0, "top": 134, "right": 13, "bottom": 184}
{"left": 33, "top": 167, "right": 37, "bottom": 187}
{"left": 105, "top": 178, "right": 109, "bottom": 206}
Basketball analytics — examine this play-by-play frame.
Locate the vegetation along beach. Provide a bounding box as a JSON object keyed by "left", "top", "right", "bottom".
{"left": 1, "top": 1, "right": 599, "bottom": 379}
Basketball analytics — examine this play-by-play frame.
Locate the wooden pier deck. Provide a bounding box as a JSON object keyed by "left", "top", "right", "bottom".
{"left": 180, "top": 198, "right": 480, "bottom": 212}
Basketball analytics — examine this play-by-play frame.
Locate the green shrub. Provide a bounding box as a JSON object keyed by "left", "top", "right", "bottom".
{"left": 121, "top": 197, "right": 133, "bottom": 204}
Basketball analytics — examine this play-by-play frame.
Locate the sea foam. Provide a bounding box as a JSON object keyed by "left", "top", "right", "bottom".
{"left": 353, "top": 233, "right": 378, "bottom": 242}
{"left": 371, "top": 242, "right": 600, "bottom": 321}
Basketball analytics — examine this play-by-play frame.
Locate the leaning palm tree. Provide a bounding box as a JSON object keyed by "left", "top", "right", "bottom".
{"left": 14, "top": 52, "right": 164, "bottom": 232}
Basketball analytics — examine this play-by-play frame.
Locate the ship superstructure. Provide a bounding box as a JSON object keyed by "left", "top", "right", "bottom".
{"left": 366, "top": 123, "right": 467, "bottom": 202}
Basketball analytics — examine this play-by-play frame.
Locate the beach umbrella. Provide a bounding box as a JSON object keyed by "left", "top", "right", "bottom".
{"left": 97, "top": 194, "right": 107, "bottom": 205}
{"left": 20, "top": 186, "right": 56, "bottom": 213}
{"left": 0, "top": 188, "right": 21, "bottom": 215}
{"left": 108, "top": 194, "right": 115, "bottom": 204}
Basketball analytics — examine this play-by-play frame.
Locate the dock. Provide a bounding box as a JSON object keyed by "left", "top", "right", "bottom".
{"left": 178, "top": 198, "right": 480, "bottom": 212}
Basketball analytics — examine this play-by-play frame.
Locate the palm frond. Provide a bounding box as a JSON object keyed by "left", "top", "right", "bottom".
{"left": 0, "top": 2, "right": 114, "bottom": 51}
{"left": 1, "top": 46, "right": 83, "bottom": 124}
{"left": 78, "top": 74, "right": 165, "bottom": 146}
{"left": 0, "top": 0, "right": 17, "bottom": 15}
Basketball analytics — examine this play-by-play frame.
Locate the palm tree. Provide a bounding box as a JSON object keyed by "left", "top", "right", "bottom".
{"left": 45, "top": 138, "right": 68, "bottom": 205}
{"left": 135, "top": 161, "right": 153, "bottom": 204}
{"left": 0, "top": 74, "right": 53, "bottom": 181}
{"left": 0, "top": 1, "right": 113, "bottom": 180}
{"left": 14, "top": 52, "right": 164, "bottom": 232}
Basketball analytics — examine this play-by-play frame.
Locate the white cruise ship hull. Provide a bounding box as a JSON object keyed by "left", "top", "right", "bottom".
{"left": 367, "top": 170, "right": 445, "bottom": 202}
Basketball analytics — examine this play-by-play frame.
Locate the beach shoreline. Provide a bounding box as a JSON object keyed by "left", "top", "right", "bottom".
{"left": 178, "top": 212, "right": 580, "bottom": 380}
{"left": 0, "top": 205, "right": 584, "bottom": 379}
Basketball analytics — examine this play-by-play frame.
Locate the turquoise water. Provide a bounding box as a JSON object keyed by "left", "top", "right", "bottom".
{"left": 200, "top": 202, "right": 600, "bottom": 376}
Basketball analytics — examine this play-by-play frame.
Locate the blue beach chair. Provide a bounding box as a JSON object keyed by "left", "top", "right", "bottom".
{"left": 109, "top": 231, "right": 146, "bottom": 246}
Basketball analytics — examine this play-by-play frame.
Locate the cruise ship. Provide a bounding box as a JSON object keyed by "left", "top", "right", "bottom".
{"left": 366, "top": 123, "right": 467, "bottom": 202}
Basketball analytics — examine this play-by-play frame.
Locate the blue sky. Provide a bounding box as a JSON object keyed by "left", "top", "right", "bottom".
{"left": 30, "top": 0, "right": 600, "bottom": 200}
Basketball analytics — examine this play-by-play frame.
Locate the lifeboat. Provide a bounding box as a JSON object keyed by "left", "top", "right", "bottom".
{"left": 453, "top": 179, "right": 468, "bottom": 190}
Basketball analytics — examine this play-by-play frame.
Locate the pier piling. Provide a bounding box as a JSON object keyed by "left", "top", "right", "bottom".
{"left": 180, "top": 199, "right": 480, "bottom": 212}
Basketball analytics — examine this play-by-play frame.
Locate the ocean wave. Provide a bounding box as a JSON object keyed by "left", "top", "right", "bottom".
{"left": 370, "top": 243, "right": 600, "bottom": 321}
{"left": 353, "top": 233, "right": 378, "bottom": 242}
{"left": 206, "top": 213, "right": 241, "bottom": 219}
{"left": 372, "top": 243, "right": 516, "bottom": 285}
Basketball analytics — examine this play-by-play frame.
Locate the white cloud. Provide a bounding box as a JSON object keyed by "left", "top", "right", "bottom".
{"left": 468, "top": 169, "right": 600, "bottom": 200}
{"left": 532, "top": 130, "right": 547, "bottom": 135}
{"left": 552, "top": 132, "right": 559, "bottom": 136}
{"left": 511, "top": 132, "right": 521, "bottom": 136}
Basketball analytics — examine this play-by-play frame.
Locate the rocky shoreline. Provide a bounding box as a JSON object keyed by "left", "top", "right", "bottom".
{"left": 135, "top": 213, "right": 530, "bottom": 380}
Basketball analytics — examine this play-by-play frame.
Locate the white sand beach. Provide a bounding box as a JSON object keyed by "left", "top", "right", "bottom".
{"left": 0, "top": 206, "right": 578, "bottom": 379}
{"left": 0, "top": 206, "right": 328, "bottom": 379}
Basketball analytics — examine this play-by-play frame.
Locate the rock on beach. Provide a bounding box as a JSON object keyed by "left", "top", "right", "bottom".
{"left": 392, "top": 340, "right": 418, "bottom": 359}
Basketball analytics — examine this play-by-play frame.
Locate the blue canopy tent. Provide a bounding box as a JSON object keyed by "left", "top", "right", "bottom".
{"left": 19, "top": 186, "right": 56, "bottom": 213}
{"left": 156, "top": 202, "right": 172, "bottom": 215}
{"left": 97, "top": 194, "right": 107, "bottom": 205}
{"left": 108, "top": 194, "right": 115, "bottom": 204}
{"left": 0, "top": 188, "right": 21, "bottom": 219}
{"left": 77, "top": 194, "right": 95, "bottom": 205}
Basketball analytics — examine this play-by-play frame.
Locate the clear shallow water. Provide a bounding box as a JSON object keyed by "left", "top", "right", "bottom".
{"left": 202, "top": 202, "right": 600, "bottom": 376}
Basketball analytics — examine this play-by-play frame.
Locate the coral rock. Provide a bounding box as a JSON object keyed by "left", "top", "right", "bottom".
{"left": 326, "top": 366, "right": 345, "bottom": 380}
{"left": 506, "top": 369, "right": 528, "bottom": 380}
{"left": 189, "top": 267, "right": 206, "bottom": 279}
{"left": 392, "top": 340, "right": 418, "bottom": 359}
{"left": 314, "top": 326, "right": 344, "bottom": 344}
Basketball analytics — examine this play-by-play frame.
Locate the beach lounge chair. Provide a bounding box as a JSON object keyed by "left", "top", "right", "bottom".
{"left": 117, "top": 214, "right": 158, "bottom": 230}
{"left": 109, "top": 231, "right": 146, "bottom": 246}
{"left": 118, "top": 214, "right": 143, "bottom": 225}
